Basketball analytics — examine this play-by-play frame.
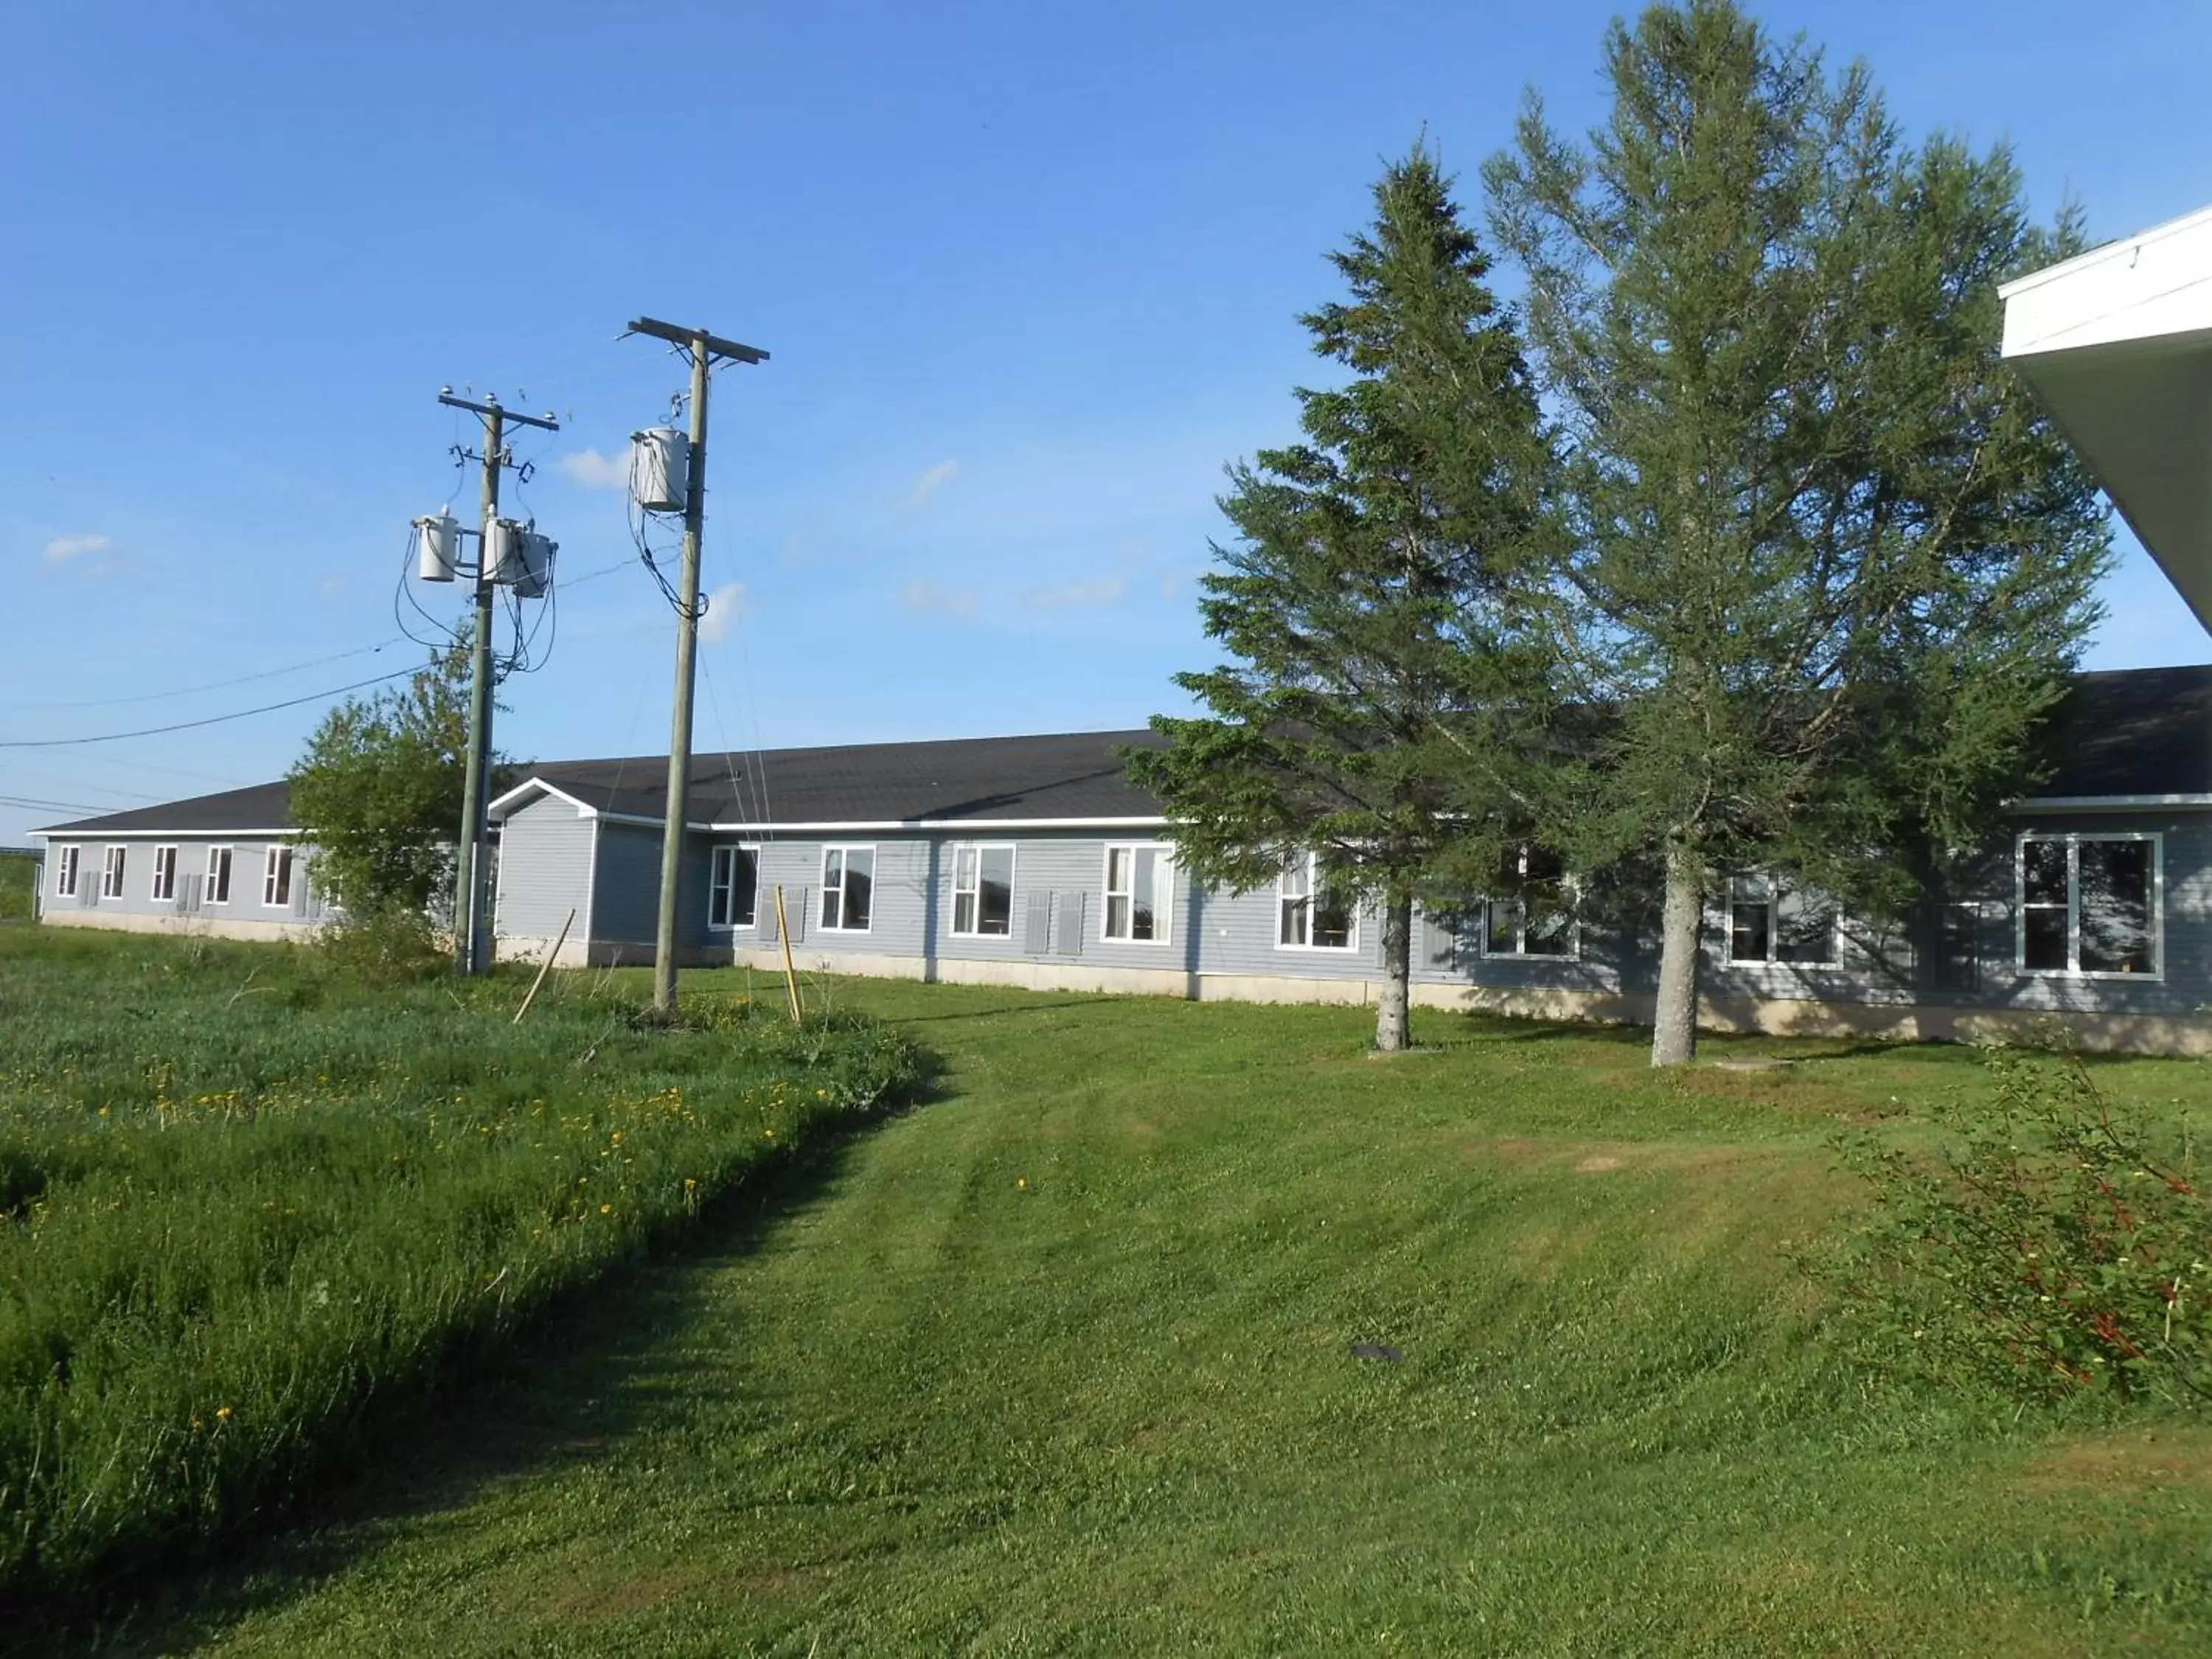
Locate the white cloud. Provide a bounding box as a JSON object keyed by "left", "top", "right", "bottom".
{"left": 1024, "top": 576, "right": 1129, "bottom": 611}
{"left": 41, "top": 532, "right": 110, "bottom": 563}
{"left": 556, "top": 448, "right": 630, "bottom": 490}
{"left": 900, "top": 577, "right": 975, "bottom": 618}
{"left": 906, "top": 459, "right": 960, "bottom": 509}
{"left": 698, "top": 582, "right": 751, "bottom": 644}
{"left": 317, "top": 573, "right": 348, "bottom": 601}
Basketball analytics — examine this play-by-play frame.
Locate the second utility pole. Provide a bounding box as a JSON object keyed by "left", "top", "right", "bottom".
{"left": 624, "top": 317, "right": 768, "bottom": 1017}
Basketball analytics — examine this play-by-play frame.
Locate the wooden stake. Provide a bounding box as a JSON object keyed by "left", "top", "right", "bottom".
{"left": 773, "top": 883, "right": 803, "bottom": 1023}
{"left": 512, "top": 908, "right": 575, "bottom": 1023}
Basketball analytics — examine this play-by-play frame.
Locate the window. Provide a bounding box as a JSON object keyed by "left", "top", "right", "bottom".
{"left": 1278, "top": 852, "right": 1357, "bottom": 950}
{"left": 818, "top": 846, "right": 874, "bottom": 932}
{"left": 1932, "top": 901, "right": 1980, "bottom": 992}
{"left": 53, "top": 846, "right": 79, "bottom": 898}
{"left": 100, "top": 846, "right": 126, "bottom": 900}
{"left": 206, "top": 846, "right": 232, "bottom": 905}
{"left": 951, "top": 844, "right": 1015, "bottom": 937}
{"left": 2019, "top": 833, "right": 2158, "bottom": 976}
{"left": 1727, "top": 874, "right": 1837, "bottom": 966}
{"left": 1483, "top": 847, "right": 1575, "bottom": 958}
{"left": 1102, "top": 844, "right": 1173, "bottom": 943}
{"left": 149, "top": 845, "right": 178, "bottom": 902}
{"left": 709, "top": 845, "right": 758, "bottom": 929}
{"left": 262, "top": 846, "right": 293, "bottom": 908}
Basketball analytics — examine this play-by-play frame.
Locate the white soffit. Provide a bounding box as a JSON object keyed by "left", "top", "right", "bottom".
{"left": 2001, "top": 203, "right": 2212, "bottom": 629}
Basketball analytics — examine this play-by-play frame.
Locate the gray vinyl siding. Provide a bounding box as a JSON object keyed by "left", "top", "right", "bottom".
{"left": 1413, "top": 902, "right": 1638, "bottom": 996}
{"left": 39, "top": 833, "right": 321, "bottom": 927}
{"left": 493, "top": 796, "right": 594, "bottom": 942}
{"left": 588, "top": 821, "right": 716, "bottom": 951}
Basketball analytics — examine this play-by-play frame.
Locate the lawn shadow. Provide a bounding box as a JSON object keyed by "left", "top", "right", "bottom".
{"left": 17, "top": 1082, "right": 951, "bottom": 1659}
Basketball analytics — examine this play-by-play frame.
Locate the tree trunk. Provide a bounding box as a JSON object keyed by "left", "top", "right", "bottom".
{"left": 1375, "top": 887, "right": 1413, "bottom": 1052}
{"left": 1650, "top": 839, "right": 1703, "bottom": 1067}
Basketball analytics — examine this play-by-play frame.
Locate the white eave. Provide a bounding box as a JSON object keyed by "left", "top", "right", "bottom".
{"left": 2000, "top": 202, "right": 2212, "bottom": 628}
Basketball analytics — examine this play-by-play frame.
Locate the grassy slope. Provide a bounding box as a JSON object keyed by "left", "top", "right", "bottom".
{"left": 88, "top": 978, "right": 2212, "bottom": 1657}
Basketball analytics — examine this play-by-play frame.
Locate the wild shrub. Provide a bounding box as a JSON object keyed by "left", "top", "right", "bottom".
{"left": 311, "top": 905, "right": 448, "bottom": 985}
{"left": 0, "top": 931, "right": 925, "bottom": 1601}
{"left": 1831, "top": 1046, "right": 2207, "bottom": 1408}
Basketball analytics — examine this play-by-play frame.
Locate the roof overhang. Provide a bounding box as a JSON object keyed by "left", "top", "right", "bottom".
{"left": 2001, "top": 203, "right": 2212, "bottom": 629}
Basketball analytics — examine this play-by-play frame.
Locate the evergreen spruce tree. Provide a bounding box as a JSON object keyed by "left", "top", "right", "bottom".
{"left": 1130, "top": 145, "right": 1554, "bottom": 1051}
{"left": 1484, "top": 0, "right": 2110, "bottom": 1065}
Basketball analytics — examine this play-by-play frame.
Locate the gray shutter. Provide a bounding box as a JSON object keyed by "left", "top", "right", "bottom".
{"left": 292, "top": 871, "right": 310, "bottom": 919}
{"left": 757, "top": 887, "right": 780, "bottom": 945}
{"left": 1054, "top": 891, "right": 1084, "bottom": 956}
{"left": 1023, "top": 891, "right": 1052, "bottom": 955}
{"left": 785, "top": 887, "right": 806, "bottom": 944}
{"left": 175, "top": 872, "right": 197, "bottom": 915}
{"left": 79, "top": 867, "right": 96, "bottom": 908}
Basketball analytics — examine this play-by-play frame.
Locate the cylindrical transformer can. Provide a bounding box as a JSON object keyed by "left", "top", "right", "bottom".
{"left": 484, "top": 516, "right": 526, "bottom": 585}
{"left": 515, "top": 531, "right": 556, "bottom": 599}
{"left": 414, "top": 513, "right": 459, "bottom": 582}
{"left": 630, "top": 426, "right": 691, "bottom": 514}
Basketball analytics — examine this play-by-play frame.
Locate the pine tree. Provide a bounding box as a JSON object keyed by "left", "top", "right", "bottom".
{"left": 1130, "top": 145, "right": 1554, "bottom": 1051}
{"left": 1483, "top": 0, "right": 2110, "bottom": 1065}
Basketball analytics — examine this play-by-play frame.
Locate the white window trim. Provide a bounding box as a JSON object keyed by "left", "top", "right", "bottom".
{"left": 2014, "top": 830, "right": 2164, "bottom": 981}
{"left": 1276, "top": 852, "right": 1360, "bottom": 953}
{"left": 54, "top": 845, "right": 79, "bottom": 898}
{"left": 262, "top": 845, "right": 294, "bottom": 909}
{"left": 817, "top": 844, "right": 877, "bottom": 934}
{"left": 949, "top": 842, "right": 1018, "bottom": 939}
{"left": 205, "top": 845, "right": 233, "bottom": 905}
{"left": 100, "top": 845, "right": 126, "bottom": 900}
{"left": 1099, "top": 841, "right": 1175, "bottom": 946}
{"left": 1722, "top": 873, "right": 1843, "bottom": 969}
{"left": 707, "top": 843, "right": 760, "bottom": 931}
{"left": 148, "top": 844, "right": 178, "bottom": 903}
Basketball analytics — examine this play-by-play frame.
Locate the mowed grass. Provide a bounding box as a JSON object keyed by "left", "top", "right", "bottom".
{"left": 69, "top": 974, "right": 2212, "bottom": 1657}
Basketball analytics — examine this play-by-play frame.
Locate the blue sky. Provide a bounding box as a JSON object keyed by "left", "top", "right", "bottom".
{"left": 4, "top": 1, "right": 2208, "bottom": 846}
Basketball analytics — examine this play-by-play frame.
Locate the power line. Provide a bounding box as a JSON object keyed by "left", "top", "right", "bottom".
{"left": 0, "top": 793, "right": 120, "bottom": 815}
{"left": 0, "top": 667, "right": 420, "bottom": 749}
{"left": 15, "top": 638, "right": 413, "bottom": 711}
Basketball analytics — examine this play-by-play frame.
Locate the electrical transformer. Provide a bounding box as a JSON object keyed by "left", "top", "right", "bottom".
{"left": 630, "top": 426, "right": 691, "bottom": 514}
{"left": 514, "top": 530, "right": 556, "bottom": 599}
{"left": 414, "top": 512, "right": 459, "bottom": 582}
{"left": 483, "top": 516, "right": 527, "bottom": 585}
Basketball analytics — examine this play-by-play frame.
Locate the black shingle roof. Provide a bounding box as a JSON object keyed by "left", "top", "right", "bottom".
{"left": 32, "top": 667, "right": 2212, "bottom": 837}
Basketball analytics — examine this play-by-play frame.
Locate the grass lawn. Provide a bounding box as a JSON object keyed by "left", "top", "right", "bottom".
{"left": 66, "top": 975, "right": 2212, "bottom": 1657}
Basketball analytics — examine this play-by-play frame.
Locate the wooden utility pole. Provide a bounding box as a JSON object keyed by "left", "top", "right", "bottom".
{"left": 622, "top": 317, "right": 768, "bottom": 1017}
{"left": 439, "top": 391, "right": 560, "bottom": 975}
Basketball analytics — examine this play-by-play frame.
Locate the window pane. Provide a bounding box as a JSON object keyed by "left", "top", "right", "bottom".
{"left": 732, "top": 850, "right": 757, "bottom": 927}
{"left": 1281, "top": 855, "right": 1310, "bottom": 901}
{"left": 1524, "top": 905, "right": 1573, "bottom": 956}
{"left": 709, "top": 850, "right": 731, "bottom": 927}
{"left": 1314, "top": 887, "right": 1354, "bottom": 949}
{"left": 979, "top": 847, "right": 1013, "bottom": 935}
{"left": 2023, "top": 905, "right": 2068, "bottom": 970}
{"left": 2023, "top": 839, "right": 2067, "bottom": 905}
{"left": 1132, "top": 849, "right": 1157, "bottom": 940}
{"left": 845, "top": 850, "right": 874, "bottom": 929}
{"left": 1730, "top": 902, "right": 1770, "bottom": 963}
{"left": 1107, "top": 894, "right": 1131, "bottom": 939}
{"left": 1279, "top": 897, "right": 1308, "bottom": 947}
{"left": 1773, "top": 889, "right": 1836, "bottom": 964}
{"left": 954, "top": 891, "right": 978, "bottom": 933}
{"left": 1934, "top": 902, "right": 1979, "bottom": 992}
{"left": 1107, "top": 847, "right": 1131, "bottom": 895}
{"left": 2079, "top": 840, "right": 2153, "bottom": 973}
{"left": 1486, "top": 899, "right": 1521, "bottom": 956}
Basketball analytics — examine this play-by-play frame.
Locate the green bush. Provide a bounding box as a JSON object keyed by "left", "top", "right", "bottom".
{"left": 1831, "top": 1045, "right": 2208, "bottom": 1408}
{"left": 311, "top": 904, "right": 449, "bottom": 985}
{"left": 0, "top": 855, "right": 35, "bottom": 924}
{"left": 0, "top": 930, "right": 923, "bottom": 1600}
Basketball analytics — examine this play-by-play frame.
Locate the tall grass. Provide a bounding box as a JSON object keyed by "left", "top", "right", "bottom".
{"left": 0, "top": 928, "right": 922, "bottom": 1600}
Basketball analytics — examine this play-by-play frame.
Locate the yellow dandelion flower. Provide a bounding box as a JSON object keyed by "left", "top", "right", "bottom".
{"left": 215, "top": 1405, "right": 233, "bottom": 1422}
{"left": 1017, "top": 1178, "right": 1027, "bottom": 1190}
{"left": 599, "top": 1203, "right": 613, "bottom": 1215}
